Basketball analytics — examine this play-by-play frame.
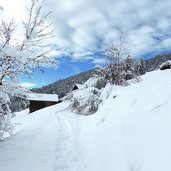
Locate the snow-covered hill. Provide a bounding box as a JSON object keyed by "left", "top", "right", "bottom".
{"left": 0, "top": 70, "right": 171, "bottom": 171}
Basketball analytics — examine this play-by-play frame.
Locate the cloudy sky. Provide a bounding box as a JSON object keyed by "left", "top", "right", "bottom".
{"left": 1, "top": 0, "right": 171, "bottom": 87}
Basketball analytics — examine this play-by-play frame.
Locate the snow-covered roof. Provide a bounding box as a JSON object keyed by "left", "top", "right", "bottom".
{"left": 75, "top": 84, "right": 83, "bottom": 89}
{"left": 27, "top": 93, "right": 59, "bottom": 102}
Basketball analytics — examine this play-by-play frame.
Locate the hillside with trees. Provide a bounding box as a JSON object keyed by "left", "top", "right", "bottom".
{"left": 10, "top": 52, "right": 171, "bottom": 113}
{"left": 32, "top": 69, "right": 97, "bottom": 97}
{"left": 32, "top": 52, "right": 171, "bottom": 97}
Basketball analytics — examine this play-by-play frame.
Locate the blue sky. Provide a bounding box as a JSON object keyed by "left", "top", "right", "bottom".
{"left": 1, "top": 0, "right": 171, "bottom": 88}
{"left": 19, "top": 58, "right": 97, "bottom": 88}
{"left": 19, "top": 50, "right": 107, "bottom": 88}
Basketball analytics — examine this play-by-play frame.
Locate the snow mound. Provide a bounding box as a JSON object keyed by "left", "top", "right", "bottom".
{"left": 99, "top": 83, "right": 116, "bottom": 103}
{"left": 69, "top": 87, "right": 101, "bottom": 115}
{"left": 82, "top": 70, "right": 171, "bottom": 171}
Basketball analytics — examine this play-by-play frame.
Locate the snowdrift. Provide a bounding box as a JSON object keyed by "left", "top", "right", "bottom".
{"left": 0, "top": 70, "right": 171, "bottom": 171}
{"left": 80, "top": 69, "right": 171, "bottom": 171}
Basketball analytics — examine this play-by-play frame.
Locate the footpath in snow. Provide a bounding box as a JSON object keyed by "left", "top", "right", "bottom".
{"left": 0, "top": 70, "right": 171, "bottom": 171}
{"left": 0, "top": 102, "right": 71, "bottom": 171}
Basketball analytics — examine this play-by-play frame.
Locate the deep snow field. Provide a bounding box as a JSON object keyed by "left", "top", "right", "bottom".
{"left": 0, "top": 70, "right": 171, "bottom": 171}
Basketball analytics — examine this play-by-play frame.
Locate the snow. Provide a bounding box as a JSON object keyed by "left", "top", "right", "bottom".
{"left": 75, "top": 83, "right": 83, "bottom": 89}
{"left": 0, "top": 102, "right": 70, "bottom": 171}
{"left": 0, "top": 90, "right": 10, "bottom": 102}
{"left": 83, "top": 77, "right": 98, "bottom": 88}
{"left": 27, "top": 93, "right": 59, "bottom": 102}
{"left": 99, "top": 82, "right": 115, "bottom": 103}
{"left": 70, "top": 86, "right": 101, "bottom": 114}
{"left": 0, "top": 70, "right": 171, "bottom": 171}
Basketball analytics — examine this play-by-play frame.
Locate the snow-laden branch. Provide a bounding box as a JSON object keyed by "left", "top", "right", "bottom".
{"left": 0, "top": 0, "right": 56, "bottom": 141}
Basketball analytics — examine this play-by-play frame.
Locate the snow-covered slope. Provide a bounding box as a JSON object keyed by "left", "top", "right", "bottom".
{"left": 80, "top": 69, "right": 171, "bottom": 171}
{"left": 0, "top": 70, "right": 171, "bottom": 171}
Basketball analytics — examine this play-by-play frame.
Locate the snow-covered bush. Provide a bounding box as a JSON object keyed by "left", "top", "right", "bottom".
{"left": 0, "top": 91, "right": 13, "bottom": 141}
{"left": 95, "top": 64, "right": 128, "bottom": 86}
{"left": 69, "top": 87, "right": 101, "bottom": 115}
{"left": 95, "top": 77, "right": 108, "bottom": 89}
{"left": 160, "top": 60, "right": 171, "bottom": 70}
{"left": 10, "top": 96, "right": 29, "bottom": 112}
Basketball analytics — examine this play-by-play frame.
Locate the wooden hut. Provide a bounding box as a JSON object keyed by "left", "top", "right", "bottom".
{"left": 28, "top": 93, "right": 59, "bottom": 113}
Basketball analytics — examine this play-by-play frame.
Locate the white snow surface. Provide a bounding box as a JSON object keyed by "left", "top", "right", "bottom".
{"left": 0, "top": 70, "right": 171, "bottom": 171}
{"left": 75, "top": 83, "right": 84, "bottom": 89}
{"left": 83, "top": 77, "right": 98, "bottom": 88}
{"left": 27, "top": 93, "right": 59, "bottom": 102}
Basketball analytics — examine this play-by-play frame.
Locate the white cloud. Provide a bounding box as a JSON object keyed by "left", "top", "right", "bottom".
{"left": 20, "top": 82, "right": 36, "bottom": 88}
{"left": 48, "top": 0, "right": 171, "bottom": 58}
{"left": 92, "top": 58, "right": 106, "bottom": 65}
{"left": 0, "top": 0, "right": 26, "bottom": 22}
{"left": 72, "top": 51, "right": 94, "bottom": 60}
{"left": 1, "top": 0, "right": 171, "bottom": 61}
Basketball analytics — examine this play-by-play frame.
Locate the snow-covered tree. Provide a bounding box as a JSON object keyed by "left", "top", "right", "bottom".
{"left": 105, "top": 35, "right": 129, "bottom": 66}
{"left": 123, "top": 55, "right": 136, "bottom": 80}
{"left": 105, "top": 35, "right": 130, "bottom": 85}
{"left": 136, "top": 57, "right": 147, "bottom": 75}
{"left": 104, "top": 35, "right": 141, "bottom": 85}
{"left": 0, "top": 0, "right": 56, "bottom": 141}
